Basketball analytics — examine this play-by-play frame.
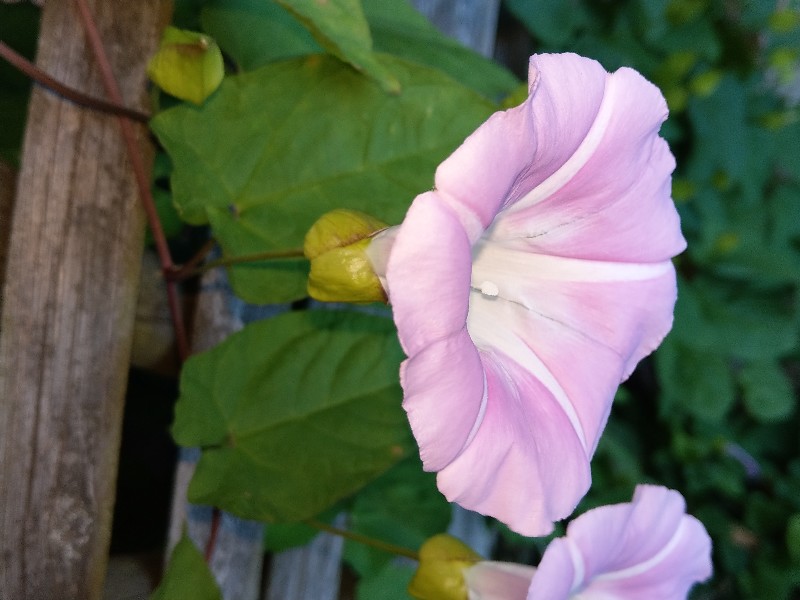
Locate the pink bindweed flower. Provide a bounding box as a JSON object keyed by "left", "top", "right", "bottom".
{"left": 369, "top": 53, "right": 687, "bottom": 535}
{"left": 525, "top": 484, "right": 713, "bottom": 599}
{"left": 407, "top": 486, "right": 711, "bottom": 600}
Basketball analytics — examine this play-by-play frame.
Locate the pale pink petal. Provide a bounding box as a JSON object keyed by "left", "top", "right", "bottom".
{"left": 434, "top": 53, "right": 609, "bottom": 243}
{"left": 433, "top": 103, "right": 535, "bottom": 243}
{"left": 436, "top": 354, "right": 590, "bottom": 536}
{"left": 400, "top": 328, "right": 485, "bottom": 472}
{"left": 501, "top": 54, "right": 610, "bottom": 202}
{"left": 489, "top": 65, "right": 685, "bottom": 263}
{"left": 469, "top": 248, "right": 678, "bottom": 453}
{"left": 527, "top": 485, "right": 713, "bottom": 599}
{"left": 386, "top": 192, "right": 472, "bottom": 357}
{"left": 465, "top": 561, "right": 537, "bottom": 600}
{"left": 470, "top": 248, "right": 679, "bottom": 370}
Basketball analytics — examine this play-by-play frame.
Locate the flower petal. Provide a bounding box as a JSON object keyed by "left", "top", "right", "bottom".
{"left": 400, "top": 328, "right": 485, "bottom": 472}
{"left": 386, "top": 192, "right": 472, "bottom": 357}
{"left": 469, "top": 247, "right": 678, "bottom": 453}
{"left": 433, "top": 103, "right": 535, "bottom": 244}
{"left": 489, "top": 63, "right": 685, "bottom": 263}
{"left": 527, "top": 485, "right": 713, "bottom": 599}
{"left": 434, "top": 53, "right": 610, "bottom": 244}
{"left": 466, "top": 561, "right": 537, "bottom": 600}
{"left": 436, "top": 352, "right": 590, "bottom": 536}
{"left": 471, "top": 245, "right": 678, "bottom": 370}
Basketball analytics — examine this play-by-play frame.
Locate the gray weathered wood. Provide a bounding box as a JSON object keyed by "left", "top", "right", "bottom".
{"left": 410, "top": 0, "right": 501, "bottom": 57}
{"left": 0, "top": 2, "right": 169, "bottom": 598}
{"left": 0, "top": 161, "right": 14, "bottom": 313}
{"left": 448, "top": 505, "right": 496, "bottom": 558}
{"left": 265, "top": 518, "right": 345, "bottom": 600}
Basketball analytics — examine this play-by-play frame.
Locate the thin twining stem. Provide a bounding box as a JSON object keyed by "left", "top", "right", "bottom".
{"left": 175, "top": 247, "right": 307, "bottom": 280}
{"left": 0, "top": 40, "right": 150, "bottom": 123}
{"left": 305, "top": 518, "right": 420, "bottom": 561}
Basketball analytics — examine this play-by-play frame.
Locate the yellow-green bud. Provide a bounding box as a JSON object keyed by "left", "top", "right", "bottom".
{"left": 147, "top": 27, "right": 224, "bottom": 105}
{"left": 408, "top": 534, "right": 482, "bottom": 600}
{"left": 304, "top": 209, "right": 389, "bottom": 303}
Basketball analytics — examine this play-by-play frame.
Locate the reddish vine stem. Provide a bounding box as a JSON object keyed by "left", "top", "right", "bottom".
{"left": 205, "top": 510, "right": 222, "bottom": 563}
{"left": 0, "top": 40, "right": 150, "bottom": 123}
{"left": 72, "top": 0, "right": 190, "bottom": 363}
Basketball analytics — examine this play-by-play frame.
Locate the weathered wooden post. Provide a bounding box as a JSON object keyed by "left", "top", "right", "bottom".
{"left": 0, "top": 2, "right": 169, "bottom": 598}
{"left": 412, "top": 0, "right": 501, "bottom": 57}
{"left": 0, "top": 161, "right": 14, "bottom": 306}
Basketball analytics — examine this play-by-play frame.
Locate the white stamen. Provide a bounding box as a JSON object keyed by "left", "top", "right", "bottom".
{"left": 480, "top": 281, "right": 499, "bottom": 297}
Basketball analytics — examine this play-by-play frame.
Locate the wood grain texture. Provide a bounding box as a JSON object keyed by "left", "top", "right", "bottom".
{"left": 0, "top": 161, "right": 15, "bottom": 310}
{"left": 0, "top": 2, "right": 169, "bottom": 599}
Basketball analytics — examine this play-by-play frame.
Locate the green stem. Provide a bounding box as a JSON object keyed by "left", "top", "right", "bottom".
{"left": 305, "top": 518, "right": 419, "bottom": 561}
{"left": 176, "top": 247, "right": 306, "bottom": 281}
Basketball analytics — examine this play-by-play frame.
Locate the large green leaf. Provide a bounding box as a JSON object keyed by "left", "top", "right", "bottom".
{"left": 172, "top": 309, "right": 413, "bottom": 522}
{"left": 151, "top": 55, "right": 494, "bottom": 302}
{"left": 276, "top": 0, "right": 400, "bottom": 92}
{"left": 201, "top": 0, "right": 319, "bottom": 70}
{"left": 363, "top": 0, "right": 519, "bottom": 101}
{"left": 200, "top": 0, "right": 517, "bottom": 99}
{"left": 151, "top": 534, "right": 222, "bottom": 600}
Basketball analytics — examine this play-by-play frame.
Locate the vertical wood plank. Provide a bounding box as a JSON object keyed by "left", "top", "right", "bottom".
{"left": 0, "top": 161, "right": 14, "bottom": 308}
{"left": 410, "top": 0, "right": 501, "bottom": 57}
{"left": 0, "top": 2, "right": 169, "bottom": 599}
{"left": 264, "top": 519, "right": 345, "bottom": 600}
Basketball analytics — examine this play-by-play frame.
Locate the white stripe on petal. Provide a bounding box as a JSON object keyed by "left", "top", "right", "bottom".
{"left": 471, "top": 241, "right": 672, "bottom": 290}
{"left": 500, "top": 72, "right": 616, "bottom": 216}
{"left": 467, "top": 296, "right": 589, "bottom": 453}
{"left": 590, "top": 519, "right": 688, "bottom": 584}
{"left": 566, "top": 538, "right": 587, "bottom": 594}
{"left": 461, "top": 371, "right": 489, "bottom": 453}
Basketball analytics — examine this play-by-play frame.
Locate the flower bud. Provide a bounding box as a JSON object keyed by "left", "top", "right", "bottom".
{"left": 408, "top": 534, "right": 482, "bottom": 600}
{"left": 304, "top": 209, "right": 389, "bottom": 303}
